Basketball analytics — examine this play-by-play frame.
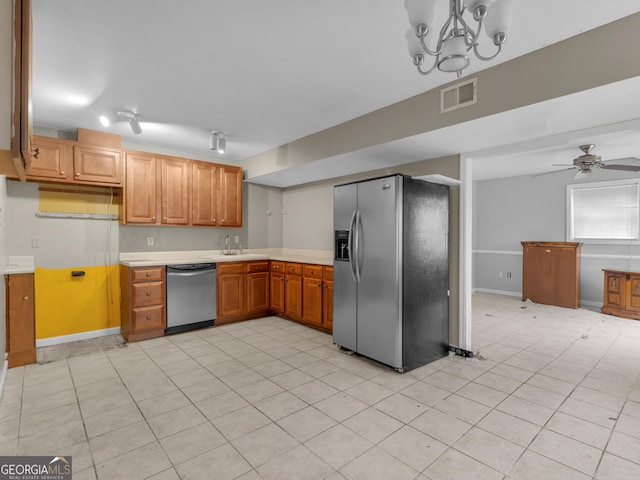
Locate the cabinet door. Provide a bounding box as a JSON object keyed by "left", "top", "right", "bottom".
{"left": 125, "top": 152, "right": 158, "bottom": 224}
{"left": 247, "top": 272, "right": 269, "bottom": 313}
{"left": 323, "top": 280, "right": 333, "bottom": 331}
{"left": 270, "top": 272, "right": 285, "bottom": 313}
{"left": 551, "top": 247, "right": 579, "bottom": 308}
{"left": 219, "top": 165, "right": 242, "bottom": 227}
{"left": 218, "top": 274, "right": 245, "bottom": 317}
{"left": 192, "top": 161, "right": 218, "bottom": 226}
{"left": 161, "top": 157, "right": 190, "bottom": 225}
{"left": 6, "top": 273, "right": 36, "bottom": 367}
{"left": 73, "top": 144, "right": 122, "bottom": 185}
{"left": 627, "top": 274, "right": 640, "bottom": 311}
{"left": 27, "top": 136, "right": 70, "bottom": 180}
{"left": 302, "top": 276, "right": 323, "bottom": 326}
{"left": 604, "top": 272, "right": 625, "bottom": 310}
{"left": 284, "top": 274, "right": 302, "bottom": 320}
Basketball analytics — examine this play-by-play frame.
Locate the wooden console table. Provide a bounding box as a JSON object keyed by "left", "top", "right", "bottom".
{"left": 602, "top": 269, "right": 640, "bottom": 320}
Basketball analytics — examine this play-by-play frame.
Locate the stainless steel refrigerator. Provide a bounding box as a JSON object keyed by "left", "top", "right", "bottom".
{"left": 333, "top": 174, "right": 449, "bottom": 372}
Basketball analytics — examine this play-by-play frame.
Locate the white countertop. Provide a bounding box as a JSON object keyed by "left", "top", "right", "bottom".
{"left": 119, "top": 248, "right": 333, "bottom": 267}
{"left": 2, "top": 256, "right": 35, "bottom": 274}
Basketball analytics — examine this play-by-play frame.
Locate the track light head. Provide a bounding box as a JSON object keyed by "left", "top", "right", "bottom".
{"left": 117, "top": 111, "right": 143, "bottom": 134}
{"left": 209, "top": 131, "right": 227, "bottom": 154}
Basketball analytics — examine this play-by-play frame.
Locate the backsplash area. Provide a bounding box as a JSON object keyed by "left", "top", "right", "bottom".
{"left": 119, "top": 225, "right": 247, "bottom": 253}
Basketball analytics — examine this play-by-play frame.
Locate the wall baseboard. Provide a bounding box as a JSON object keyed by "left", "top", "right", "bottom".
{"left": 36, "top": 327, "right": 122, "bottom": 348}
{"left": 0, "top": 359, "right": 8, "bottom": 403}
{"left": 472, "top": 288, "right": 604, "bottom": 309}
{"left": 473, "top": 287, "right": 521, "bottom": 297}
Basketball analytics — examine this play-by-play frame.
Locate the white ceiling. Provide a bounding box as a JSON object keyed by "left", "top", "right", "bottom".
{"left": 31, "top": 1, "right": 640, "bottom": 185}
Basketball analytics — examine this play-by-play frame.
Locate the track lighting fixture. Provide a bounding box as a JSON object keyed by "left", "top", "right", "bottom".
{"left": 117, "top": 111, "right": 143, "bottom": 134}
{"left": 209, "top": 131, "right": 227, "bottom": 154}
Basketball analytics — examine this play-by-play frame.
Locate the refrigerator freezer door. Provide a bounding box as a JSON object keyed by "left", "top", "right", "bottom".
{"left": 333, "top": 184, "right": 358, "bottom": 351}
{"left": 356, "top": 176, "right": 403, "bottom": 369}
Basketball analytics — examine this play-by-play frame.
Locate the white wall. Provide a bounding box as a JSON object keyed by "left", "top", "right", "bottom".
{"left": 473, "top": 168, "right": 640, "bottom": 305}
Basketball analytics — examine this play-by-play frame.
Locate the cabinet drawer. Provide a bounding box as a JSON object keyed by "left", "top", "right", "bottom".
{"left": 132, "top": 267, "right": 165, "bottom": 283}
{"left": 323, "top": 266, "right": 333, "bottom": 280}
{"left": 218, "top": 262, "right": 245, "bottom": 275}
{"left": 247, "top": 261, "right": 270, "bottom": 273}
{"left": 285, "top": 263, "right": 302, "bottom": 275}
{"left": 303, "top": 264, "right": 323, "bottom": 279}
{"left": 271, "top": 261, "right": 285, "bottom": 273}
{"left": 132, "top": 282, "right": 165, "bottom": 307}
{"left": 132, "top": 305, "right": 165, "bottom": 332}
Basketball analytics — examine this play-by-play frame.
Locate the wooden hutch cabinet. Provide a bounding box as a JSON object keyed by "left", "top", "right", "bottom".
{"left": 521, "top": 241, "right": 582, "bottom": 309}
{"left": 601, "top": 269, "right": 640, "bottom": 320}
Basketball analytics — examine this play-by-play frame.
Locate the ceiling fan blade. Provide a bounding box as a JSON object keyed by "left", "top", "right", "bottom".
{"left": 601, "top": 164, "right": 640, "bottom": 172}
{"left": 532, "top": 167, "right": 576, "bottom": 178}
{"left": 601, "top": 156, "right": 640, "bottom": 172}
{"left": 551, "top": 163, "right": 576, "bottom": 167}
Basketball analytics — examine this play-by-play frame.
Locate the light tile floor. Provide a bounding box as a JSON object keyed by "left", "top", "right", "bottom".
{"left": 1, "top": 292, "right": 640, "bottom": 479}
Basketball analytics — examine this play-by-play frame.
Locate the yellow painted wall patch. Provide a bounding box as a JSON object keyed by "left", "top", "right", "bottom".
{"left": 34, "top": 265, "right": 121, "bottom": 339}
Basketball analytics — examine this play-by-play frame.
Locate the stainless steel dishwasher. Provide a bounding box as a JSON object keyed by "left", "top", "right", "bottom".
{"left": 166, "top": 263, "right": 216, "bottom": 334}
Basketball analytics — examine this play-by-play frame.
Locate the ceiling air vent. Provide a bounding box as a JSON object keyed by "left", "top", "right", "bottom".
{"left": 440, "top": 78, "right": 477, "bottom": 113}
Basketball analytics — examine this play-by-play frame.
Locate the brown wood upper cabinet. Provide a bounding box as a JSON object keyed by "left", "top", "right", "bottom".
{"left": 28, "top": 135, "right": 122, "bottom": 186}
{"left": 123, "top": 150, "right": 242, "bottom": 227}
{"left": 219, "top": 165, "right": 243, "bottom": 227}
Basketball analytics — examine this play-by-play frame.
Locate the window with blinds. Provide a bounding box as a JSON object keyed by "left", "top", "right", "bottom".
{"left": 567, "top": 179, "right": 640, "bottom": 242}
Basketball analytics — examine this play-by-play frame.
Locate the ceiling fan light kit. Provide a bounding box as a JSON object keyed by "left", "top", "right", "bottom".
{"left": 404, "top": 0, "right": 513, "bottom": 77}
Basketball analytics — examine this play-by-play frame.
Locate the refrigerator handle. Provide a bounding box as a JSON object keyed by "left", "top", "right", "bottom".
{"left": 348, "top": 210, "right": 357, "bottom": 282}
{"left": 354, "top": 209, "right": 361, "bottom": 282}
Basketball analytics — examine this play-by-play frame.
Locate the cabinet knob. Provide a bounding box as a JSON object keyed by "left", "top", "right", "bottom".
{"left": 317, "top": 283, "right": 321, "bottom": 287}
{"left": 248, "top": 276, "right": 252, "bottom": 280}
{"left": 60, "top": 171, "right": 65, "bottom": 175}
{"left": 75, "top": 172, "right": 80, "bottom": 176}
{"left": 146, "top": 316, "right": 152, "bottom": 320}
{"left": 152, "top": 216, "right": 156, "bottom": 221}
{"left": 146, "top": 273, "right": 151, "bottom": 277}
{"left": 23, "top": 295, "right": 29, "bottom": 300}
{"left": 146, "top": 291, "right": 152, "bottom": 296}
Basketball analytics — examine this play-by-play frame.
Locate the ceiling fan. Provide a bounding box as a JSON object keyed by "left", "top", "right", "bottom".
{"left": 539, "top": 144, "right": 640, "bottom": 178}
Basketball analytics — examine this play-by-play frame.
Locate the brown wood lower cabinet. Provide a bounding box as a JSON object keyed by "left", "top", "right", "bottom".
{"left": 120, "top": 265, "right": 166, "bottom": 342}
{"left": 602, "top": 269, "right": 640, "bottom": 320}
{"left": 271, "top": 262, "right": 333, "bottom": 333}
{"left": 5, "top": 273, "right": 36, "bottom": 367}
{"left": 217, "top": 261, "right": 270, "bottom": 324}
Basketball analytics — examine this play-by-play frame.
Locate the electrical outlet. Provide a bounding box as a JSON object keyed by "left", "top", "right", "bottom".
{"left": 31, "top": 236, "right": 41, "bottom": 248}
{"left": 507, "top": 272, "right": 512, "bottom": 278}
{"left": 498, "top": 272, "right": 503, "bottom": 278}
{"left": 147, "top": 236, "right": 154, "bottom": 247}
{"left": 234, "top": 236, "right": 240, "bottom": 243}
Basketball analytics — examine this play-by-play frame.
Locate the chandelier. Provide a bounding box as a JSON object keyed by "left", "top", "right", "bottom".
{"left": 404, "top": 0, "right": 513, "bottom": 77}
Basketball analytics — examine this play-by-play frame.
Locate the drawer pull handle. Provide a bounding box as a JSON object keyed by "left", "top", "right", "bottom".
{"left": 146, "top": 316, "right": 152, "bottom": 320}
{"left": 146, "top": 291, "right": 152, "bottom": 296}
{"left": 146, "top": 273, "right": 152, "bottom": 277}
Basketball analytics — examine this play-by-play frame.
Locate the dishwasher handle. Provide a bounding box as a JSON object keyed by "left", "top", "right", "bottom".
{"left": 166, "top": 268, "right": 216, "bottom": 277}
